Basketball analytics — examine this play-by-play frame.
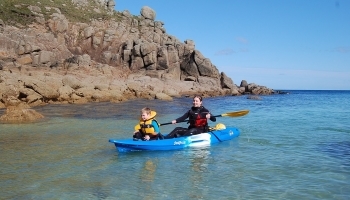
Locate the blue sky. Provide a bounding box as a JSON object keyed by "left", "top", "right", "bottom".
{"left": 116, "top": 0, "right": 350, "bottom": 90}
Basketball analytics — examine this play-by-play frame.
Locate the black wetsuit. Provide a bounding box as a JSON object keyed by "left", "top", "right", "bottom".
{"left": 165, "top": 106, "right": 216, "bottom": 139}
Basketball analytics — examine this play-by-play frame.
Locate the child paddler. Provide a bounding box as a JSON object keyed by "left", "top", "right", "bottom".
{"left": 133, "top": 107, "right": 162, "bottom": 141}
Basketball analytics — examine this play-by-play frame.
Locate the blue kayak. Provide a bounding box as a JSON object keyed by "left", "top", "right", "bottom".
{"left": 109, "top": 126, "right": 240, "bottom": 152}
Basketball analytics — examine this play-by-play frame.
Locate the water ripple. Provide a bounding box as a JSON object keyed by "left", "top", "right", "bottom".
{"left": 1, "top": 91, "right": 350, "bottom": 199}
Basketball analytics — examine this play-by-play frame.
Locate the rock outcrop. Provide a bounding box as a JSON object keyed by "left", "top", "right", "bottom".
{"left": 0, "top": 94, "right": 44, "bottom": 122}
{"left": 0, "top": 0, "right": 275, "bottom": 122}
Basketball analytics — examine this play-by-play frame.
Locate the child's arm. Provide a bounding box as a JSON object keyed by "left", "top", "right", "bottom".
{"left": 134, "top": 124, "right": 140, "bottom": 134}
{"left": 143, "top": 121, "right": 158, "bottom": 140}
{"left": 151, "top": 120, "right": 160, "bottom": 135}
{"left": 143, "top": 121, "right": 160, "bottom": 140}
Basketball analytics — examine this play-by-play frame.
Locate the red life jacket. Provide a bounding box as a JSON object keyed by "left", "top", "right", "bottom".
{"left": 193, "top": 114, "right": 207, "bottom": 127}
{"left": 189, "top": 108, "right": 208, "bottom": 128}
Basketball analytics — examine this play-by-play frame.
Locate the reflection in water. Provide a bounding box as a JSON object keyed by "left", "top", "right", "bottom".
{"left": 139, "top": 159, "right": 158, "bottom": 200}
{"left": 188, "top": 147, "right": 211, "bottom": 199}
{"left": 140, "top": 159, "right": 157, "bottom": 182}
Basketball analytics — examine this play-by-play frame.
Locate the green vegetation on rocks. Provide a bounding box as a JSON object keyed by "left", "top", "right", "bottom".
{"left": 0, "top": 0, "right": 119, "bottom": 27}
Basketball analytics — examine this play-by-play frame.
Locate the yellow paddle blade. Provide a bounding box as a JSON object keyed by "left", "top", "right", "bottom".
{"left": 221, "top": 110, "right": 249, "bottom": 117}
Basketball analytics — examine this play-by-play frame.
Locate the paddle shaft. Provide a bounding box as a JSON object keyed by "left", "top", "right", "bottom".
{"left": 159, "top": 110, "right": 249, "bottom": 126}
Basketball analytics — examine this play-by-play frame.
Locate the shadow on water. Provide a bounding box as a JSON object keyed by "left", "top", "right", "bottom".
{"left": 319, "top": 141, "right": 350, "bottom": 167}
{"left": 35, "top": 101, "right": 143, "bottom": 119}
{"left": 33, "top": 98, "right": 191, "bottom": 120}
{"left": 316, "top": 127, "right": 350, "bottom": 134}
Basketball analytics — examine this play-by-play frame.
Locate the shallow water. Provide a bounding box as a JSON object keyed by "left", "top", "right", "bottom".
{"left": 1, "top": 91, "right": 350, "bottom": 199}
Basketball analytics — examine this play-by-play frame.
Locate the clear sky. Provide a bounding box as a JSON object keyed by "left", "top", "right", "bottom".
{"left": 116, "top": 0, "right": 350, "bottom": 90}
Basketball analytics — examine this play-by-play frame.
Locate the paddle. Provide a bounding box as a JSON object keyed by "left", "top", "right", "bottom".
{"left": 160, "top": 110, "right": 249, "bottom": 126}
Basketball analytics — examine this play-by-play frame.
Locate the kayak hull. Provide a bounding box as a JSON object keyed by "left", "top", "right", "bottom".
{"left": 109, "top": 127, "right": 240, "bottom": 152}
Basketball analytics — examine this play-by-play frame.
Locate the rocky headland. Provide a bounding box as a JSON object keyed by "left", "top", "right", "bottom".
{"left": 0, "top": 0, "right": 275, "bottom": 122}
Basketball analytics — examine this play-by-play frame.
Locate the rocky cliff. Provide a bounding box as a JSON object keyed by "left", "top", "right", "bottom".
{"left": 0, "top": 0, "right": 274, "bottom": 122}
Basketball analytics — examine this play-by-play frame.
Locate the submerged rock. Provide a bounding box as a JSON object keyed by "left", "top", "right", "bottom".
{"left": 0, "top": 95, "right": 44, "bottom": 123}
{"left": 0, "top": 104, "right": 44, "bottom": 122}
{"left": 247, "top": 95, "right": 262, "bottom": 100}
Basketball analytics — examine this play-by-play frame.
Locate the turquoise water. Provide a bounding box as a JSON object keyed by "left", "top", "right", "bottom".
{"left": 1, "top": 90, "right": 350, "bottom": 199}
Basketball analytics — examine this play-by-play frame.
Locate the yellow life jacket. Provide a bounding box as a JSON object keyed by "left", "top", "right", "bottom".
{"left": 134, "top": 111, "right": 158, "bottom": 136}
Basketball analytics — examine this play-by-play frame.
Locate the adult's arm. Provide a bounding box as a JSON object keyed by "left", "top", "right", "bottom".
{"left": 174, "top": 111, "right": 190, "bottom": 123}
{"left": 209, "top": 115, "right": 216, "bottom": 122}
{"left": 202, "top": 107, "right": 216, "bottom": 122}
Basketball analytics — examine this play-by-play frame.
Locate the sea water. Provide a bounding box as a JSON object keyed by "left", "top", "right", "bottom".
{"left": 0, "top": 90, "right": 349, "bottom": 199}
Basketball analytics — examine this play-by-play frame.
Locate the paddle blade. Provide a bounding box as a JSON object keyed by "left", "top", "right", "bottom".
{"left": 221, "top": 110, "right": 249, "bottom": 117}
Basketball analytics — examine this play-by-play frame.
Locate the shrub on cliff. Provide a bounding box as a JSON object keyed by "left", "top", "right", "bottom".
{"left": 0, "top": 0, "right": 116, "bottom": 27}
